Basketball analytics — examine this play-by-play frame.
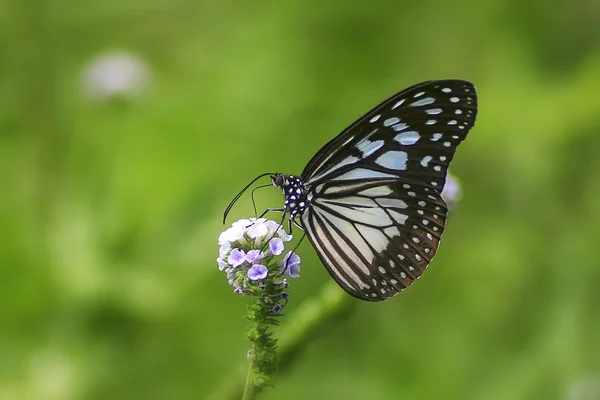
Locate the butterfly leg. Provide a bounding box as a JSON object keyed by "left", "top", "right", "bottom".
{"left": 282, "top": 232, "right": 306, "bottom": 272}
{"left": 287, "top": 218, "right": 304, "bottom": 234}
{"left": 257, "top": 207, "right": 285, "bottom": 219}
{"left": 258, "top": 210, "right": 289, "bottom": 253}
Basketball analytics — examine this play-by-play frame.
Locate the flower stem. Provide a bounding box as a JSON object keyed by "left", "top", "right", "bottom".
{"left": 242, "top": 286, "right": 280, "bottom": 399}
{"left": 242, "top": 357, "right": 257, "bottom": 400}
{"left": 209, "top": 281, "right": 351, "bottom": 400}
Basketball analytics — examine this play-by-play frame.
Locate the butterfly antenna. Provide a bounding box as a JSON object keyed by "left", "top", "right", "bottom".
{"left": 223, "top": 172, "right": 275, "bottom": 224}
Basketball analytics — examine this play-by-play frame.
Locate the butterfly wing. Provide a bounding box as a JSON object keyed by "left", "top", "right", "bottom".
{"left": 302, "top": 80, "right": 477, "bottom": 189}
{"left": 300, "top": 80, "right": 478, "bottom": 301}
{"left": 303, "top": 178, "right": 446, "bottom": 301}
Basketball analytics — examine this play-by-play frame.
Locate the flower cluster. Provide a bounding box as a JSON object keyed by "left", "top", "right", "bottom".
{"left": 218, "top": 218, "right": 301, "bottom": 314}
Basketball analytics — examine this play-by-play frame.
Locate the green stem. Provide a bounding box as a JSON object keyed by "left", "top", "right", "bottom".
{"left": 208, "top": 281, "right": 352, "bottom": 400}
{"left": 241, "top": 283, "right": 279, "bottom": 399}
{"left": 242, "top": 356, "right": 257, "bottom": 400}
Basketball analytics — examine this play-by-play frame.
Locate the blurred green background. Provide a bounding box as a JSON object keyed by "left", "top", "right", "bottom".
{"left": 2, "top": 0, "right": 600, "bottom": 399}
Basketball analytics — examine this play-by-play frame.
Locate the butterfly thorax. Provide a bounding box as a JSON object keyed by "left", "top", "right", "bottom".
{"left": 271, "top": 173, "right": 309, "bottom": 219}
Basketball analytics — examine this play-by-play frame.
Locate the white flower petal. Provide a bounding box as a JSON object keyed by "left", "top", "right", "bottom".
{"left": 278, "top": 229, "right": 293, "bottom": 242}
{"left": 218, "top": 226, "right": 244, "bottom": 245}
{"left": 219, "top": 241, "right": 232, "bottom": 256}
{"left": 232, "top": 218, "right": 252, "bottom": 230}
{"left": 217, "top": 256, "right": 228, "bottom": 271}
{"left": 247, "top": 223, "right": 269, "bottom": 239}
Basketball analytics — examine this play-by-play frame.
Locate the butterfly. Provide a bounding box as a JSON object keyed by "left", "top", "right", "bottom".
{"left": 225, "top": 80, "right": 478, "bottom": 301}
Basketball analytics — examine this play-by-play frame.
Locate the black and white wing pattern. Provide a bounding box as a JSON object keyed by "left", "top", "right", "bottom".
{"left": 298, "top": 80, "right": 477, "bottom": 301}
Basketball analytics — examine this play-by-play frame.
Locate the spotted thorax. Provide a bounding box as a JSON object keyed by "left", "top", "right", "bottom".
{"left": 271, "top": 173, "right": 309, "bottom": 220}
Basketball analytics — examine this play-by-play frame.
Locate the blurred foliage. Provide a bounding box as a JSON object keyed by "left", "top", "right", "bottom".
{"left": 1, "top": 0, "right": 600, "bottom": 399}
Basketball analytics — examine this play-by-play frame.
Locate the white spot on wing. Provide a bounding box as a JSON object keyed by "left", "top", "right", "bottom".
{"left": 384, "top": 117, "right": 400, "bottom": 127}
{"left": 431, "top": 133, "right": 443, "bottom": 141}
{"left": 320, "top": 196, "right": 378, "bottom": 208}
{"left": 332, "top": 168, "right": 397, "bottom": 181}
{"left": 420, "top": 155, "right": 432, "bottom": 167}
{"left": 389, "top": 210, "right": 408, "bottom": 225}
{"left": 359, "top": 186, "right": 393, "bottom": 197}
{"left": 356, "top": 139, "right": 384, "bottom": 158}
{"left": 392, "top": 99, "right": 405, "bottom": 110}
{"left": 392, "top": 122, "right": 409, "bottom": 132}
{"left": 410, "top": 97, "right": 435, "bottom": 107}
{"left": 356, "top": 225, "right": 390, "bottom": 253}
{"left": 384, "top": 226, "right": 401, "bottom": 237}
{"left": 376, "top": 198, "right": 408, "bottom": 209}
{"left": 324, "top": 202, "right": 392, "bottom": 226}
{"left": 394, "top": 131, "right": 420, "bottom": 146}
{"left": 375, "top": 151, "right": 408, "bottom": 171}
{"left": 306, "top": 155, "right": 360, "bottom": 183}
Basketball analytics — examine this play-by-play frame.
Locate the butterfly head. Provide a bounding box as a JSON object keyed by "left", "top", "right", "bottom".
{"left": 271, "top": 173, "right": 308, "bottom": 220}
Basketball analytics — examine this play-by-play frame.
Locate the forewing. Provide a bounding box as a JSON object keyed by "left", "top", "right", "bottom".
{"left": 302, "top": 80, "right": 477, "bottom": 190}
{"left": 302, "top": 179, "right": 447, "bottom": 301}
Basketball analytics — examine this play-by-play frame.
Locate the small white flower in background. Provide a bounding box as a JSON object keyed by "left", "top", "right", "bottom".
{"left": 81, "top": 50, "right": 151, "bottom": 101}
{"left": 217, "top": 218, "right": 300, "bottom": 314}
{"left": 442, "top": 172, "right": 462, "bottom": 211}
{"left": 567, "top": 372, "right": 600, "bottom": 400}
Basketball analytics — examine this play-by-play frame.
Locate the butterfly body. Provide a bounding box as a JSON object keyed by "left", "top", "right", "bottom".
{"left": 272, "top": 173, "right": 310, "bottom": 220}
{"left": 249, "top": 80, "right": 477, "bottom": 301}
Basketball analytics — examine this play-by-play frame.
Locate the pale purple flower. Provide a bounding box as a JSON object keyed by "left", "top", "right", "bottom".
{"left": 217, "top": 256, "right": 228, "bottom": 271}
{"left": 245, "top": 249, "right": 264, "bottom": 264}
{"left": 218, "top": 218, "right": 299, "bottom": 296}
{"left": 268, "top": 238, "right": 284, "bottom": 256}
{"left": 228, "top": 248, "right": 246, "bottom": 268}
{"left": 442, "top": 172, "right": 461, "bottom": 209}
{"left": 219, "top": 241, "right": 232, "bottom": 257}
{"left": 281, "top": 252, "right": 301, "bottom": 278}
{"left": 248, "top": 264, "right": 268, "bottom": 281}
